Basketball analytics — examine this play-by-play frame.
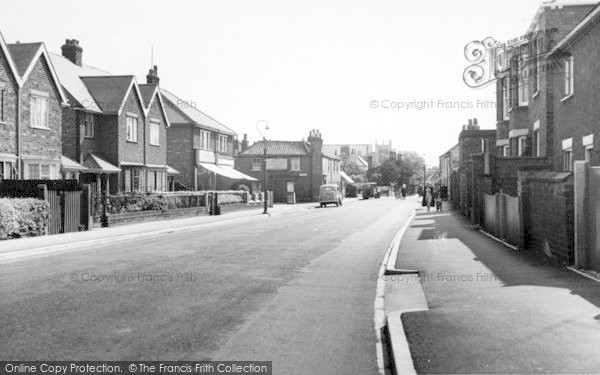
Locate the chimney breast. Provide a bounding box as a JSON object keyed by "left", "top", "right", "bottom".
{"left": 61, "top": 39, "right": 83, "bottom": 66}
{"left": 146, "top": 65, "right": 160, "bottom": 85}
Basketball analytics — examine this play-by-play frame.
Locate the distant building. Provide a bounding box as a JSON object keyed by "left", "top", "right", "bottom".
{"left": 323, "top": 144, "right": 370, "bottom": 172}
{"left": 439, "top": 143, "right": 459, "bottom": 198}
{"left": 374, "top": 140, "right": 396, "bottom": 167}
{"left": 236, "top": 129, "right": 340, "bottom": 202}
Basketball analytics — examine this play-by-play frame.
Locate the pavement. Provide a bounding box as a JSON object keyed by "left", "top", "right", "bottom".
{"left": 384, "top": 202, "right": 600, "bottom": 374}
{"left": 0, "top": 199, "right": 358, "bottom": 259}
{"left": 0, "top": 195, "right": 414, "bottom": 372}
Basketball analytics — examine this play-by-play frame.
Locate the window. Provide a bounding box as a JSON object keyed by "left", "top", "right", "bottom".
{"left": 26, "top": 163, "right": 53, "bottom": 179}
{"left": 517, "top": 136, "right": 527, "bottom": 156}
{"left": 481, "top": 139, "right": 485, "bottom": 153}
{"left": 131, "top": 169, "right": 141, "bottom": 191}
{"left": 534, "top": 130, "right": 540, "bottom": 157}
{"left": 252, "top": 158, "right": 262, "bottom": 171}
{"left": 533, "top": 57, "right": 541, "bottom": 95}
{"left": 0, "top": 161, "right": 14, "bottom": 180}
{"left": 218, "top": 135, "right": 228, "bottom": 153}
{"left": 84, "top": 113, "right": 94, "bottom": 138}
{"left": 585, "top": 147, "right": 593, "bottom": 163}
{"left": 518, "top": 62, "right": 529, "bottom": 106}
{"left": 126, "top": 115, "right": 138, "bottom": 142}
{"left": 199, "top": 130, "right": 211, "bottom": 150}
{"left": 290, "top": 158, "right": 301, "bottom": 171}
{"left": 564, "top": 149, "right": 573, "bottom": 172}
{"left": 502, "top": 78, "right": 509, "bottom": 120}
{"left": 150, "top": 121, "right": 160, "bottom": 146}
{"left": 564, "top": 56, "right": 574, "bottom": 98}
{"left": 503, "top": 145, "right": 510, "bottom": 157}
{"left": 30, "top": 93, "right": 49, "bottom": 129}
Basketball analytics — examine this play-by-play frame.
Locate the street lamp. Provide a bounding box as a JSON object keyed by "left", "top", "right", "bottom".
{"left": 256, "top": 120, "right": 270, "bottom": 214}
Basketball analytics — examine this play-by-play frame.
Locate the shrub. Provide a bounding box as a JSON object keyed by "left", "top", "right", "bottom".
{"left": 108, "top": 193, "right": 168, "bottom": 213}
{"left": 0, "top": 198, "right": 49, "bottom": 240}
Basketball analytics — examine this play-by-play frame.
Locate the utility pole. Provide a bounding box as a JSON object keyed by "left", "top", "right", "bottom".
{"left": 256, "top": 120, "right": 270, "bottom": 214}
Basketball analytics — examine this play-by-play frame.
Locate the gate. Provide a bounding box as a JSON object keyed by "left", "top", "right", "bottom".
{"left": 483, "top": 192, "right": 521, "bottom": 246}
{"left": 0, "top": 180, "right": 90, "bottom": 236}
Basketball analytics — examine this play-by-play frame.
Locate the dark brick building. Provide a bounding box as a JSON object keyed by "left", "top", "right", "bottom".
{"left": 0, "top": 31, "right": 75, "bottom": 180}
{"left": 549, "top": 4, "right": 600, "bottom": 171}
{"left": 51, "top": 41, "right": 172, "bottom": 194}
{"left": 162, "top": 88, "right": 255, "bottom": 191}
{"left": 235, "top": 129, "right": 340, "bottom": 203}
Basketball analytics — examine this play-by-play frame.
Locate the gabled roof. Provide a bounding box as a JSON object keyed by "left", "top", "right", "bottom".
{"left": 138, "top": 84, "right": 158, "bottom": 107}
{"left": 49, "top": 52, "right": 108, "bottom": 113}
{"left": 240, "top": 140, "right": 310, "bottom": 156}
{"left": 8, "top": 43, "right": 41, "bottom": 76}
{"left": 160, "top": 88, "right": 235, "bottom": 135}
{"left": 81, "top": 75, "right": 145, "bottom": 115}
{"left": 552, "top": 3, "right": 600, "bottom": 52}
{"left": 0, "top": 35, "right": 68, "bottom": 105}
{"left": 322, "top": 149, "right": 340, "bottom": 160}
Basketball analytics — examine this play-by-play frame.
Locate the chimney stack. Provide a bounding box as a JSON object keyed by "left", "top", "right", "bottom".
{"left": 241, "top": 134, "right": 249, "bottom": 152}
{"left": 61, "top": 39, "right": 83, "bottom": 66}
{"left": 146, "top": 65, "right": 160, "bottom": 85}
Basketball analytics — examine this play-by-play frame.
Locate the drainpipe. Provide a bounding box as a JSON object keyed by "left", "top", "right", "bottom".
{"left": 16, "top": 85, "right": 21, "bottom": 178}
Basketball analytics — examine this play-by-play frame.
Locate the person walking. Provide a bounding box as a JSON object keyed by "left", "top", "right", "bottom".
{"left": 424, "top": 184, "right": 433, "bottom": 212}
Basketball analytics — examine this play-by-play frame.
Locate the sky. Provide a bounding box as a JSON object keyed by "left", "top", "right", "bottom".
{"left": 0, "top": 0, "right": 544, "bottom": 166}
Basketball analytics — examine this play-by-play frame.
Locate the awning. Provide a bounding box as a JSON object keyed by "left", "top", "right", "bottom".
{"left": 167, "top": 165, "right": 180, "bottom": 175}
{"left": 82, "top": 154, "right": 121, "bottom": 174}
{"left": 220, "top": 165, "right": 258, "bottom": 181}
{"left": 60, "top": 155, "right": 87, "bottom": 171}
{"left": 199, "top": 163, "right": 257, "bottom": 181}
{"left": 339, "top": 171, "right": 354, "bottom": 183}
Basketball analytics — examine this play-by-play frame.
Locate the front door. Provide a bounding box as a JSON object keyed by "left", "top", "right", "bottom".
{"left": 273, "top": 179, "right": 287, "bottom": 203}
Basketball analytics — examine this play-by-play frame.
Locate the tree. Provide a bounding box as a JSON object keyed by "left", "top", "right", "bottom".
{"left": 366, "top": 151, "right": 426, "bottom": 187}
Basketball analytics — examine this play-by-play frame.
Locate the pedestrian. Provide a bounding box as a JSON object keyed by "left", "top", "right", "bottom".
{"left": 424, "top": 184, "right": 433, "bottom": 212}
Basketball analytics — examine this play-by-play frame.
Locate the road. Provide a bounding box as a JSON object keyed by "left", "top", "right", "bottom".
{"left": 0, "top": 196, "right": 416, "bottom": 374}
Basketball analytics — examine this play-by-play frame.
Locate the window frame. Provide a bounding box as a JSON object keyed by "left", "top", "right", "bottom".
{"left": 84, "top": 113, "right": 95, "bottom": 138}
{"left": 517, "top": 136, "right": 527, "bottom": 156}
{"left": 517, "top": 57, "right": 529, "bottom": 107}
{"left": 503, "top": 145, "right": 510, "bottom": 157}
{"left": 30, "top": 92, "right": 50, "bottom": 129}
{"left": 150, "top": 120, "right": 160, "bottom": 146}
{"left": 0, "top": 87, "right": 5, "bottom": 123}
{"left": 218, "top": 134, "right": 228, "bottom": 153}
{"left": 251, "top": 157, "right": 262, "bottom": 171}
{"left": 199, "top": 129, "right": 211, "bottom": 150}
{"left": 564, "top": 149, "right": 573, "bottom": 172}
{"left": 534, "top": 129, "right": 540, "bottom": 157}
{"left": 290, "top": 157, "right": 301, "bottom": 171}
{"left": 502, "top": 78, "right": 509, "bottom": 120}
{"left": 564, "top": 55, "right": 574, "bottom": 99}
{"left": 126, "top": 115, "right": 138, "bottom": 143}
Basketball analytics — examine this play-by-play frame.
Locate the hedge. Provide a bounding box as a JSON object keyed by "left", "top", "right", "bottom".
{"left": 0, "top": 198, "right": 49, "bottom": 240}
{"left": 108, "top": 191, "right": 247, "bottom": 213}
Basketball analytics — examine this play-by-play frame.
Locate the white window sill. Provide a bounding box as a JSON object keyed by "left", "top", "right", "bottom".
{"left": 126, "top": 139, "right": 138, "bottom": 143}
{"left": 30, "top": 125, "right": 50, "bottom": 130}
{"left": 150, "top": 143, "right": 160, "bottom": 147}
{"left": 84, "top": 136, "right": 94, "bottom": 139}
{"left": 561, "top": 94, "right": 574, "bottom": 103}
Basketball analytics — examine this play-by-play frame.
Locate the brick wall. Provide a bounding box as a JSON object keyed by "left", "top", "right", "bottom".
{"left": 552, "top": 16, "right": 600, "bottom": 171}
{"left": 19, "top": 58, "right": 62, "bottom": 160}
{"left": 491, "top": 156, "right": 551, "bottom": 195}
{"left": 118, "top": 91, "right": 145, "bottom": 164}
{"left": 520, "top": 171, "right": 574, "bottom": 264}
{"left": 0, "top": 47, "right": 18, "bottom": 156}
{"left": 145, "top": 97, "right": 167, "bottom": 166}
{"left": 167, "top": 125, "right": 194, "bottom": 189}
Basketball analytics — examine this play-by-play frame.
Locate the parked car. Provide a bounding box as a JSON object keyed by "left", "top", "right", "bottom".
{"left": 362, "top": 183, "right": 380, "bottom": 199}
{"left": 319, "top": 184, "right": 343, "bottom": 207}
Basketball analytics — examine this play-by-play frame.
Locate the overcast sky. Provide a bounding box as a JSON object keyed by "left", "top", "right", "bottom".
{"left": 0, "top": 0, "right": 544, "bottom": 165}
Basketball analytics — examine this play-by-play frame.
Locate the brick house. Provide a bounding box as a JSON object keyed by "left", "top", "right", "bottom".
{"left": 0, "top": 31, "right": 81, "bottom": 180}
{"left": 494, "top": 1, "right": 597, "bottom": 160}
{"left": 162, "top": 88, "right": 255, "bottom": 191}
{"left": 235, "top": 129, "right": 341, "bottom": 203}
{"left": 51, "top": 40, "right": 172, "bottom": 194}
{"left": 549, "top": 3, "right": 600, "bottom": 171}
{"left": 439, "top": 142, "right": 459, "bottom": 199}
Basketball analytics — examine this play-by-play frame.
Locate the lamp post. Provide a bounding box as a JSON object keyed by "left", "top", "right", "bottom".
{"left": 256, "top": 120, "right": 270, "bottom": 214}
